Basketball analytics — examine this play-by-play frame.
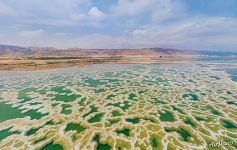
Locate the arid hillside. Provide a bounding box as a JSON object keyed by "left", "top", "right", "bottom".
{"left": 1, "top": 45, "right": 236, "bottom": 71}
{"left": 0, "top": 45, "right": 200, "bottom": 58}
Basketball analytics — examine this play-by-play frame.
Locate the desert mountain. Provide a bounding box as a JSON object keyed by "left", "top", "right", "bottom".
{"left": 0, "top": 44, "right": 236, "bottom": 58}
{"left": 0, "top": 45, "right": 34, "bottom": 55}
{"left": 0, "top": 45, "right": 200, "bottom": 58}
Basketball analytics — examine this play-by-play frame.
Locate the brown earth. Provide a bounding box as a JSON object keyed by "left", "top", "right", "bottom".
{"left": 0, "top": 45, "right": 202, "bottom": 71}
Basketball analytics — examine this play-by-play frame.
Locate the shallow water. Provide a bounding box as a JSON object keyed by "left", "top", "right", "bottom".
{"left": 224, "top": 68, "right": 237, "bottom": 82}
{"left": 195, "top": 57, "right": 237, "bottom": 64}
{"left": 0, "top": 63, "right": 237, "bottom": 149}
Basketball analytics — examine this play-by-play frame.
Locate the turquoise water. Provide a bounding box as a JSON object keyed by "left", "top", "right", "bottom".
{"left": 195, "top": 57, "right": 237, "bottom": 64}
{"left": 195, "top": 57, "right": 237, "bottom": 82}
{"left": 0, "top": 63, "right": 237, "bottom": 149}
{"left": 224, "top": 68, "right": 237, "bottom": 81}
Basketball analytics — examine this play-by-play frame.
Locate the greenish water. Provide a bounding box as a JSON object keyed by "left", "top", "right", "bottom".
{"left": 151, "top": 137, "right": 158, "bottom": 148}
{"left": 52, "top": 93, "right": 80, "bottom": 103}
{"left": 116, "top": 129, "right": 130, "bottom": 136}
{"left": 109, "top": 119, "right": 120, "bottom": 124}
{"left": 93, "top": 134, "right": 111, "bottom": 150}
{"left": 0, "top": 101, "right": 47, "bottom": 122}
{"left": 126, "top": 118, "right": 140, "bottom": 124}
{"left": 78, "top": 98, "right": 86, "bottom": 106}
{"left": 165, "top": 127, "right": 192, "bottom": 142}
{"left": 95, "top": 88, "right": 106, "bottom": 93}
{"left": 33, "top": 137, "right": 47, "bottom": 144}
{"left": 0, "top": 102, "right": 26, "bottom": 122}
{"left": 176, "top": 128, "right": 192, "bottom": 142}
{"left": 221, "top": 119, "right": 237, "bottom": 129}
{"left": 61, "top": 104, "right": 72, "bottom": 115}
{"left": 207, "top": 106, "right": 222, "bottom": 116}
{"left": 18, "top": 88, "right": 36, "bottom": 103}
{"left": 226, "top": 101, "right": 237, "bottom": 106}
{"left": 0, "top": 63, "right": 237, "bottom": 149}
{"left": 51, "top": 86, "right": 81, "bottom": 102}
{"left": 0, "top": 127, "right": 20, "bottom": 141}
{"left": 88, "top": 113, "right": 104, "bottom": 123}
{"left": 97, "top": 144, "right": 111, "bottom": 150}
{"left": 82, "top": 105, "right": 98, "bottom": 118}
{"left": 107, "top": 100, "right": 130, "bottom": 111}
{"left": 26, "top": 126, "right": 42, "bottom": 136}
{"left": 24, "top": 109, "right": 48, "bottom": 120}
{"left": 106, "top": 94, "right": 115, "bottom": 100}
{"left": 159, "top": 111, "right": 175, "bottom": 122}
{"left": 45, "top": 120, "right": 54, "bottom": 126}
{"left": 128, "top": 93, "right": 136, "bottom": 100}
{"left": 65, "top": 123, "right": 86, "bottom": 133}
{"left": 40, "top": 141, "right": 63, "bottom": 150}
{"left": 195, "top": 116, "right": 207, "bottom": 122}
{"left": 171, "top": 105, "right": 184, "bottom": 114}
{"left": 183, "top": 118, "right": 196, "bottom": 128}
{"left": 182, "top": 93, "right": 199, "bottom": 101}
{"left": 112, "top": 111, "right": 122, "bottom": 117}
{"left": 83, "top": 78, "right": 106, "bottom": 87}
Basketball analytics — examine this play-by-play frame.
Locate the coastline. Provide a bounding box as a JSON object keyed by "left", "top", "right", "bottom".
{"left": 1, "top": 56, "right": 237, "bottom": 71}
{"left": 0, "top": 57, "right": 119, "bottom": 71}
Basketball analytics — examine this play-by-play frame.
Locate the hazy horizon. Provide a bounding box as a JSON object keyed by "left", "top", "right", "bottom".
{"left": 0, "top": 0, "right": 237, "bottom": 51}
{"left": 1, "top": 43, "right": 237, "bottom": 53}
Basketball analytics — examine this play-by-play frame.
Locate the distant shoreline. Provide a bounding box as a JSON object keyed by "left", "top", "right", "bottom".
{"left": 0, "top": 57, "right": 118, "bottom": 71}
{"left": 1, "top": 45, "right": 237, "bottom": 71}
{"left": 0, "top": 56, "right": 188, "bottom": 71}
{"left": 1, "top": 56, "right": 237, "bottom": 71}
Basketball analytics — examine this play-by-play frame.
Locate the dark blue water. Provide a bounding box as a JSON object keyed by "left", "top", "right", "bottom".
{"left": 224, "top": 68, "right": 237, "bottom": 82}
{"left": 195, "top": 57, "right": 237, "bottom": 64}
{"left": 195, "top": 57, "right": 237, "bottom": 82}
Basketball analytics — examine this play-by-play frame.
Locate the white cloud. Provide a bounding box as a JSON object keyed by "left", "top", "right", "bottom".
{"left": 1, "top": 0, "right": 237, "bottom": 51}
{"left": 3, "top": 16, "right": 237, "bottom": 51}
{"left": 88, "top": 7, "right": 105, "bottom": 20}
{"left": 22, "top": 6, "right": 104, "bottom": 26}
{"left": 70, "top": 13, "right": 86, "bottom": 23}
{"left": 0, "top": 2, "right": 17, "bottom": 16}
{"left": 8, "top": 24, "right": 25, "bottom": 30}
{"left": 111, "top": 0, "right": 156, "bottom": 16}
{"left": 150, "top": 0, "right": 185, "bottom": 24}
{"left": 0, "top": 0, "right": 89, "bottom": 26}
{"left": 24, "top": 18, "right": 75, "bottom": 26}
{"left": 55, "top": 32, "right": 69, "bottom": 36}
{"left": 129, "top": 17, "right": 237, "bottom": 50}
{"left": 18, "top": 29, "right": 44, "bottom": 38}
{"left": 51, "top": 17, "right": 236, "bottom": 50}
{"left": 110, "top": 0, "right": 185, "bottom": 24}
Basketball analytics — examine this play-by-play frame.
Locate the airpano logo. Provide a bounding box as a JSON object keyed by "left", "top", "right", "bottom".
{"left": 209, "top": 140, "right": 234, "bottom": 147}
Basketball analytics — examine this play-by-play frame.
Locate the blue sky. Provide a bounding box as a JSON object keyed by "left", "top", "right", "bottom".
{"left": 0, "top": 0, "right": 237, "bottom": 51}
